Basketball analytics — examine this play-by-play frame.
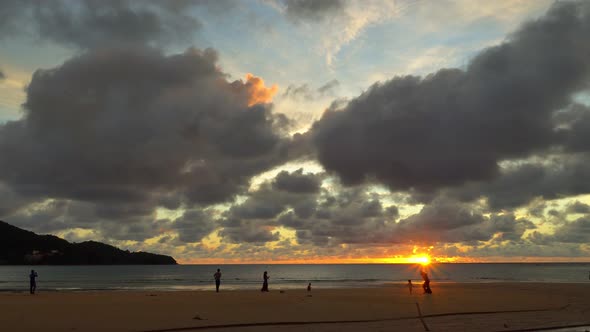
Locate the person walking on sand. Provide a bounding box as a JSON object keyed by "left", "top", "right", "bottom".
{"left": 29, "top": 270, "right": 38, "bottom": 294}
{"left": 407, "top": 279, "right": 413, "bottom": 294}
{"left": 214, "top": 269, "right": 222, "bottom": 293}
{"left": 307, "top": 283, "right": 312, "bottom": 292}
{"left": 261, "top": 271, "right": 269, "bottom": 292}
{"left": 420, "top": 270, "right": 432, "bottom": 294}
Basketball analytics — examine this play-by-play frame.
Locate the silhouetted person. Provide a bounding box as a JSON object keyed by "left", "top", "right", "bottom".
{"left": 307, "top": 283, "right": 312, "bottom": 292}
{"left": 420, "top": 270, "right": 432, "bottom": 294}
{"left": 29, "top": 270, "right": 38, "bottom": 294}
{"left": 214, "top": 269, "right": 222, "bottom": 293}
{"left": 261, "top": 271, "right": 269, "bottom": 292}
{"left": 407, "top": 279, "right": 413, "bottom": 294}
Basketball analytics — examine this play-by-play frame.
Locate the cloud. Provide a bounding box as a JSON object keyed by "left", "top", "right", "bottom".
{"left": 216, "top": 170, "right": 536, "bottom": 248}
{"left": 242, "top": 73, "right": 279, "bottom": 106}
{"left": 317, "top": 79, "right": 339, "bottom": 95}
{"left": 311, "top": 0, "right": 590, "bottom": 195}
{"left": 0, "top": 70, "right": 4, "bottom": 80}
{"left": 0, "top": 183, "right": 32, "bottom": 216}
{"left": 276, "top": 80, "right": 342, "bottom": 133}
{"left": 273, "top": 168, "right": 322, "bottom": 193}
{"left": 529, "top": 217, "right": 590, "bottom": 244}
{"left": 172, "top": 209, "right": 217, "bottom": 243}
{"left": 219, "top": 218, "right": 280, "bottom": 244}
{"left": 0, "top": 46, "right": 296, "bottom": 234}
{"left": 282, "top": 80, "right": 340, "bottom": 100}
{"left": 386, "top": 199, "right": 535, "bottom": 244}
{"left": 444, "top": 153, "right": 590, "bottom": 210}
{"left": 218, "top": 174, "right": 400, "bottom": 246}
{"left": 566, "top": 201, "right": 590, "bottom": 215}
{"left": 0, "top": 0, "right": 28, "bottom": 39}
{"left": 0, "top": 0, "right": 207, "bottom": 48}
{"left": 277, "top": 0, "right": 406, "bottom": 66}
{"left": 284, "top": 0, "right": 345, "bottom": 22}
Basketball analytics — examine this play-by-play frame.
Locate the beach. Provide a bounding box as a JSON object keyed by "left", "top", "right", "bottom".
{"left": 1, "top": 283, "right": 589, "bottom": 332}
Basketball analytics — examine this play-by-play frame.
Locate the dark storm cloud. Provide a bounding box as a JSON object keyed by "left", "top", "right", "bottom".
{"left": 219, "top": 218, "right": 280, "bottom": 244}
{"left": 566, "top": 201, "right": 590, "bottom": 215}
{"left": 196, "top": 170, "right": 536, "bottom": 249}
{"left": 0, "top": 0, "right": 27, "bottom": 38}
{"left": 284, "top": 0, "right": 345, "bottom": 22}
{"left": 172, "top": 210, "right": 217, "bottom": 243}
{"left": 311, "top": 1, "right": 590, "bottom": 194}
{"left": 0, "top": 46, "right": 295, "bottom": 234}
{"left": 0, "top": 183, "right": 32, "bottom": 216}
{"left": 561, "top": 104, "right": 590, "bottom": 152}
{"left": 547, "top": 217, "right": 590, "bottom": 243}
{"left": 218, "top": 175, "right": 401, "bottom": 246}
{"left": 3, "top": 198, "right": 169, "bottom": 242}
{"left": 218, "top": 170, "right": 323, "bottom": 243}
{"left": 387, "top": 199, "right": 534, "bottom": 244}
{"left": 529, "top": 217, "right": 590, "bottom": 244}
{"left": 0, "top": 0, "right": 209, "bottom": 48}
{"left": 276, "top": 189, "right": 532, "bottom": 246}
{"left": 446, "top": 154, "right": 590, "bottom": 210}
{"left": 273, "top": 168, "right": 321, "bottom": 193}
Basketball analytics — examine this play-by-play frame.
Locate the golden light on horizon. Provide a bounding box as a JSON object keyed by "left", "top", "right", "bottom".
{"left": 380, "top": 254, "right": 432, "bottom": 264}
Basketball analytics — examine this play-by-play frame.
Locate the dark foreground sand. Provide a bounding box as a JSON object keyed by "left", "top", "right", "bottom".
{"left": 1, "top": 283, "right": 589, "bottom": 332}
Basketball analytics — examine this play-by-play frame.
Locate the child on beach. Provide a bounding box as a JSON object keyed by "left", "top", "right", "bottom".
{"left": 307, "top": 283, "right": 312, "bottom": 292}
{"left": 407, "top": 279, "right": 412, "bottom": 294}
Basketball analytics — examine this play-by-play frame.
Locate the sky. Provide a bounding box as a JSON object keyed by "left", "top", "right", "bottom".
{"left": 1, "top": 0, "right": 589, "bottom": 263}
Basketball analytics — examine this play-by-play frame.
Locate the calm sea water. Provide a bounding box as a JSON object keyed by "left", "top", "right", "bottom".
{"left": 1, "top": 263, "right": 589, "bottom": 292}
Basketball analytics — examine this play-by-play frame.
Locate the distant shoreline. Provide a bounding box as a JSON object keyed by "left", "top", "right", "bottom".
{"left": 1, "top": 281, "right": 589, "bottom": 294}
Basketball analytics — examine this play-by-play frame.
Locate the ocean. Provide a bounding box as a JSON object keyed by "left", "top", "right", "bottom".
{"left": 1, "top": 263, "right": 589, "bottom": 292}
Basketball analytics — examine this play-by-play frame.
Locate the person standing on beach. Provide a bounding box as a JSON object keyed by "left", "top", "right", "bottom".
{"left": 214, "top": 269, "right": 222, "bottom": 293}
{"left": 261, "top": 271, "right": 269, "bottom": 292}
{"left": 29, "top": 270, "right": 38, "bottom": 294}
{"left": 307, "top": 283, "right": 312, "bottom": 292}
{"left": 407, "top": 279, "right": 413, "bottom": 294}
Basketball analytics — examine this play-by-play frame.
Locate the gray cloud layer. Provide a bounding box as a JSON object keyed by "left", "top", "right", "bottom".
{"left": 0, "top": 46, "right": 294, "bottom": 236}
{"left": 0, "top": 0, "right": 207, "bottom": 48}
{"left": 214, "top": 171, "right": 535, "bottom": 248}
{"left": 1, "top": 0, "right": 590, "bottom": 259}
{"left": 311, "top": 1, "right": 590, "bottom": 197}
{"left": 284, "top": 0, "right": 345, "bottom": 22}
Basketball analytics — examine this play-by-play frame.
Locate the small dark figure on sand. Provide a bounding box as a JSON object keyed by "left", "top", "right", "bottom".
{"left": 261, "top": 271, "right": 269, "bottom": 292}
{"left": 214, "top": 269, "right": 222, "bottom": 293}
{"left": 307, "top": 283, "right": 312, "bottom": 292}
{"left": 420, "top": 270, "right": 432, "bottom": 294}
{"left": 29, "top": 270, "right": 38, "bottom": 294}
{"left": 407, "top": 279, "right": 413, "bottom": 294}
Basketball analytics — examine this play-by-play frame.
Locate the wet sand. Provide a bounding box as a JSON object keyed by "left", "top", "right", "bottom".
{"left": 0, "top": 283, "right": 589, "bottom": 332}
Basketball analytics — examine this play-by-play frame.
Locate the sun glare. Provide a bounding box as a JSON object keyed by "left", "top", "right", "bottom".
{"left": 411, "top": 255, "right": 431, "bottom": 265}
{"left": 380, "top": 255, "right": 432, "bottom": 264}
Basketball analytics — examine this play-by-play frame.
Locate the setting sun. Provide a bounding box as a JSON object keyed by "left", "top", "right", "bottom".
{"left": 413, "top": 256, "right": 431, "bottom": 265}
{"left": 379, "top": 255, "right": 432, "bottom": 264}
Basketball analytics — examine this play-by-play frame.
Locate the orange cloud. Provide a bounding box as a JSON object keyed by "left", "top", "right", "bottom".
{"left": 244, "top": 73, "right": 278, "bottom": 106}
